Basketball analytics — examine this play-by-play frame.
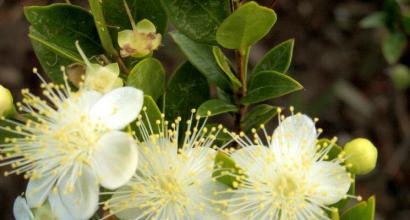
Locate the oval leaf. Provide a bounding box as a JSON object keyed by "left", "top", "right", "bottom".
{"left": 241, "top": 104, "right": 277, "bottom": 132}
{"left": 382, "top": 31, "right": 406, "bottom": 64}
{"left": 24, "top": 4, "right": 104, "bottom": 83}
{"left": 197, "top": 99, "right": 238, "bottom": 117}
{"left": 252, "top": 39, "right": 294, "bottom": 74}
{"left": 127, "top": 58, "right": 165, "bottom": 101}
{"left": 165, "top": 62, "right": 210, "bottom": 123}
{"left": 161, "top": 0, "right": 230, "bottom": 44}
{"left": 132, "top": 95, "right": 162, "bottom": 139}
{"left": 213, "top": 151, "right": 242, "bottom": 188}
{"left": 216, "top": 2, "right": 277, "bottom": 50}
{"left": 213, "top": 47, "right": 241, "bottom": 90}
{"left": 242, "top": 71, "right": 303, "bottom": 104}
{"left": 341, "top": 196, "right": 376, "bottom": 220}
{"left": 171, "top": 32, "right": 231, "bottom": 90}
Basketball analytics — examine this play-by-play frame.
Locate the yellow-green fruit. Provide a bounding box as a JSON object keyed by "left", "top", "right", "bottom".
{"left": 0, "top": 85, "right": 14, "bottom": 117}
{"left": 344, "top": 138, "right": 378, "bottom": 175}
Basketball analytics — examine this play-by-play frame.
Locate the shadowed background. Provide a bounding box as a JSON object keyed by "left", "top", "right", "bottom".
{"left": 0, "top": 0, "right": 409, "bottom": 219}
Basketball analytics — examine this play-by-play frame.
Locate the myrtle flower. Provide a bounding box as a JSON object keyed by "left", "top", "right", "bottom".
{"left": 221, "top": 110, "right": 353, "bottom": 220}
{"left": 0, "top": 70, "right": 143, "bottom": 219}
{"left": 14, "top": 196, "right": 56, "bottom": 220}
{"left": 102, "top": 111, "right": 227, "bottom": 220}
{"left": 118, "top": 1, "right": 161, "bottom": 58}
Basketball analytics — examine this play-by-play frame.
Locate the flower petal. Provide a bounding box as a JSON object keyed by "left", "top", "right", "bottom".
{"left": 91, "top": 131, "right": 138, "bottom": 189}
{"left": 73, "top": 90, "right": 102, "bottom": 112}
{"left": 13, "top": 196, "right": 34, "bottom": 220}
{"left": 270, "top": 114, "right": 317, "bottom": 157}
{"left": 26, "top": 174, "right": 56, "bottom": 208}
{"left": 118, "top": 30, "right": 133, "bottom": 48}
{"left": 89, "top": 87, "right": 143, "bottom": 130}
{"left": 58, "top": 166, "right": 99, "bottom": 219}
{"left": 231, "top": 145, "right": 271, "bottom": 179}
{"left": 307, "top": 161, "right": 351, "bottom": 204}
{"left": 48, "top": 192, "right": 79, "bottom": 220}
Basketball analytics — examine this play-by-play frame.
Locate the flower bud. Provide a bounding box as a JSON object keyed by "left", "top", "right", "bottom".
{"left": 118, "top": 19, "right": 162, "bottom": 58}
{"left": 344, "top": 138, "right": 378, "bottom": 175}
{"left": 0, "top": 85, "right": 14, "bottom": 117}
{"left": 83, "top": 63, "right": 123, "bottom": 93}
{"left": 390, "top": 64, "right": 410, "bottom": 90}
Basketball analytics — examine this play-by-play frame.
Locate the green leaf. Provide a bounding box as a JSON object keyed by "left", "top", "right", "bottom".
{"left": 213, "top": 151, "right": 242, "bottom": 187}
{"left": 382, "top": 31, "right": 407, "bottom": 64}
{"left": 360, "top": 12, "right": 387, "bottom": 28}
{"left": 127, "top": 58, "right": 165, "bottom": 101}
{"left": 212, "top": 47, "right": 241, "bottom": 90}
{"left": 252, "top": 39, "right": 294, "bottom": 74}
{"left": 161, "top": 0, "right": 230, "bottom": 44}
{"left": 89, "top": 0, "right": 118, "bottom": 58}
{"left": 25, "top": 4, "right": 103, "bottom": 59}
{"left": 30, "top": 37, "right": 76, "bottom": 83}
{"left": 197, "top": 99, "right": 238, "bottom": 117}
{"left": 102, "top": 0, "right": 167, "bottom": 34}
{"left": 171, "top": 32, "right": 231, "bottom": 90}
{"left": 24, "top": 4, "right": 103, "bottom": 83}
{"left": 241, "top": 104, "right": 277, "bottom": 132}
{"left": 341, "top": 196, "right": 376, "bottom": 220}
{"left": 216, "top": 2, "right": 277, "bottom": 50}
{"left": 133, "top": 95, "right": 162, "bottom": 139}
{"left": 402, "top": 14, "right": 410, "bottom": 35}
{"left": 242, "top": 71, "right": 303, "bottom": 104}
{"left": 165, "top": 62, "right": 210, "bottom": 123}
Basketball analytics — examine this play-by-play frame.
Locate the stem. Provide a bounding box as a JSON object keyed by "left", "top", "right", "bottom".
{"left": 65, "top": 0, "right": 71, "bottom": 4}
{"left": 234, "top": 47, "right": 250, "bottom": 132}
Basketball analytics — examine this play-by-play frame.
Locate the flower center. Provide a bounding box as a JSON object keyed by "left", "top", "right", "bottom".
{"left": 276, "top": 175, "right": 298, "bottom": 197}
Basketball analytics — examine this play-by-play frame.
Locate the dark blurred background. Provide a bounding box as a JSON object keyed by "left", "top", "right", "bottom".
{"left": 1, "top": 0, "right": 409, "bottom": 219}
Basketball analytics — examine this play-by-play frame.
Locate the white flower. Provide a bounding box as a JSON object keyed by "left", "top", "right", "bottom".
{"left": 0, "top": 71, "right": 143, "bottom": 220}
{"left": 103, "top": 112, "right": 227, "bottom": 220}
{"left": 222, "top": 113, "right": 352, "bottom": 220}
{"left": 13, "top": 196, "right": 57, "bottom": 220}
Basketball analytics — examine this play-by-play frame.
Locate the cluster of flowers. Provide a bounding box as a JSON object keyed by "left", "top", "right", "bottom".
{"left": 0, "top": 60, "right": 355, "bottom": 220}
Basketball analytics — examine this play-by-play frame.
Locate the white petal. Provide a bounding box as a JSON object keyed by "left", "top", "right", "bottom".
{"left": 26, "top": 174, "right": 56, "bottom": 208}
{"left": 270, "top": 114, "right": 317, "bottom": 157}
{"left": 91, "top": 131, "right": 138, "bottom": 189}
{"left": 90, "top": 87, "right": 143, "bottom": 130}
{"left": 13, "top": 196, "right": 34, "bottom": 220}
{"left": 307, "top": 161, "right": 351, "bottom": 204}
{"left": 48, "top": 192, "right": 80, "bottom": 220}
{"left": 58, "top": 166, "right": 99, "bottom": 219}
{"left": 231, "top": 145, "right": 271, "bottom": 179}
{"left": 110, "top": 185, "right": 142, "bottom": 220}
{"left": 72, "top": 90, "right": 102, "bottom": 112}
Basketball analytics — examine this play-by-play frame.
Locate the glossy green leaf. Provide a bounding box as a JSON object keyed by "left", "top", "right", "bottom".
{"left": 165, "top": 62, "right": 210, "bottom": 123}
{"left": 241, "top": 104, "right": 277, "bottom": 132}
{"left": 213, "top": 151, "right": 242, "bottom": 188}
{"left": 212, "top": 47, "right": 241, "bottom": 90}
{"left": 341, "top": 196, "right": 376, "bottom": 220}
{"left": 216, "top": 2, "right": 277, "bottom": 50}
{"left": 133, "top": 95, "right": 162, "bottom": 139}
{"left": 102, "top": 0, "right": 167, "bottom": 34}
{"left": 252, "top": 39, "right": 294, "bottom": 74}
{"left": 89, "top": 0, "right": 118, "bottom": 58}
{"left": 171, "top": 32, "right": 231, "bottom": 90}
{"left": 382, "top": 31, "right": 406, "bottom": 64}
{"left": 30, "top": 36, "right": 76, "bottom": 83}
{"left": 197, "top": 99, "right": 238, "bottom": 117}
{"left": 161, "top": 0, "right": 230, "bottom": 44}
{"left": 24, "top": 4, "right": 103, "bottom": 83}
{"left": 360, "top": 12, "right": 387, "bottom": 28}
{"left": 127, "top": 58, "right": 165, "bottom": 101}
{"left": 242, "top": 71, "right": 303, "bottom": 104}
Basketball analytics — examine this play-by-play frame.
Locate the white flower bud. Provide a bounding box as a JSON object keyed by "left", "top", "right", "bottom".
{"left": 344, "top": 138, "right": 378, "bottom": 175}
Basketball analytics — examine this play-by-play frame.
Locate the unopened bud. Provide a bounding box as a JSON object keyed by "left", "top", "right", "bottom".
{"left": 118, "top": 19, "right": 162, "bottom": 58}
{"left": 344, "top": 138, "right": 378, "bottom": 175}
{"left": 390, "top": 64, "right": 410, "bottom": 90}
{"left": 0, "top": 85, "right": 14, "bottom": 117}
